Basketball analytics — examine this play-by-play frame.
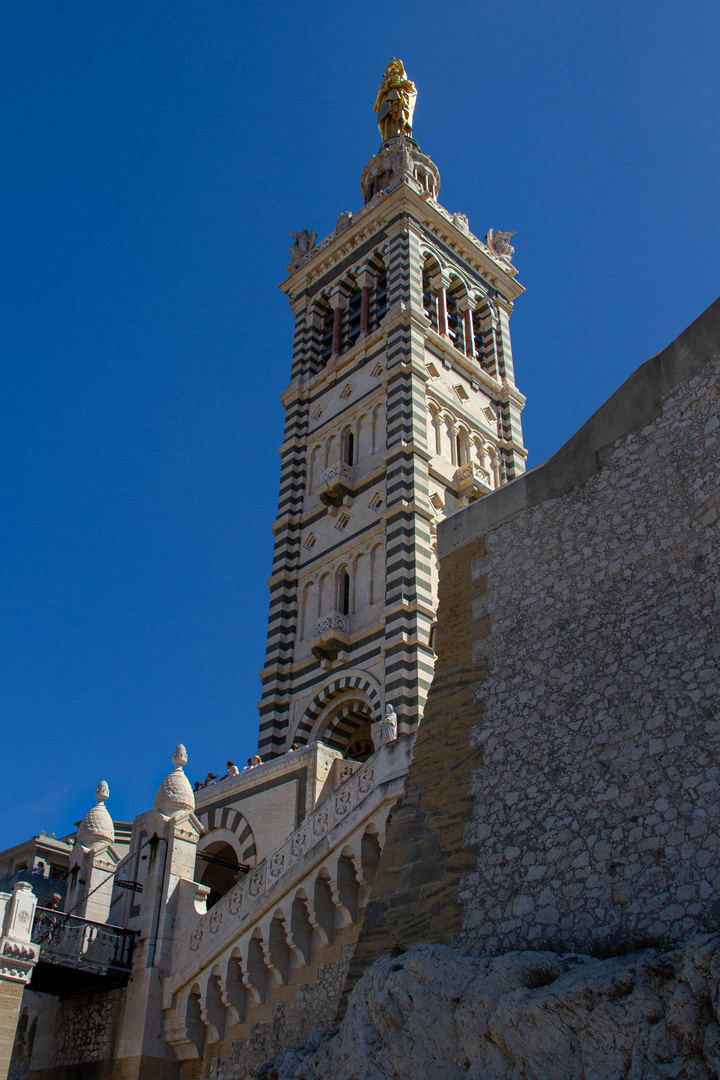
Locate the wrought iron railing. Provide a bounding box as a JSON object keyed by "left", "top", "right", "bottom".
{"left": 32, "top": 908, "right": 137, "bottom": 975}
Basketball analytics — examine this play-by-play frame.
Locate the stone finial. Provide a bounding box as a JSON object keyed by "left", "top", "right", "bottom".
{"left": 77, "top": 781, "right": 115, "bottom": 844}
{"left": 154, "top": 744, "right": 195, "bottom": 814}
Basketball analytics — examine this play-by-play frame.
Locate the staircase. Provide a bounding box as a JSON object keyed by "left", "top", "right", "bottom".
{"left": 161, "top": 735, "right": 412, "bottom": 1060}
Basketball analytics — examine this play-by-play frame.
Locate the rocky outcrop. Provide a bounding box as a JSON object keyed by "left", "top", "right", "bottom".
{"left": 258, "top": 936, "right": 720, "bottom": 1079}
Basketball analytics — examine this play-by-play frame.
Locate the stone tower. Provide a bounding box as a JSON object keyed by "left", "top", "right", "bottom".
{"left": 258, "top": 60, "right": 526, "bottom": 762}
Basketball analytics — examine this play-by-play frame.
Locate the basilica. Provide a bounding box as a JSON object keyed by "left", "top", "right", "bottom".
{"left": 3, "top": 55, "right": 719, "bottom": 1080}
{"left": 0, "top": 61, "right": 527, "bottom": 1080}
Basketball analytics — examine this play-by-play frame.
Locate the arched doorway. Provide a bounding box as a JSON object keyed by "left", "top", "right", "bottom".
{"left": 294, "top": 672, "right": 382, "bottom": 757}
{"left": 321, "top": 698, "right": 374, "bottom": 761}
{"left": 195, "top": 840, "right": 241, "bottom": 910}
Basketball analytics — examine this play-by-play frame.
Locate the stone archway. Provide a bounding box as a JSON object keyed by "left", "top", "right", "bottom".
{"left": 321, "top": 698, "right": 374, "bottom": 761}
{"left": 293, "top": 673, "right": 381, "bottom": 758}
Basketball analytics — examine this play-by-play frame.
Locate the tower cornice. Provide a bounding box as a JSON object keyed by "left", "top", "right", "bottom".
{"left": 279, "top": 185, "right": 524, "bottom": 305}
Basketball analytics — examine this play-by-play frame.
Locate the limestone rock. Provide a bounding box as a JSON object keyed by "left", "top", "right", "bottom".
{"left": 257, "top": 937, "right": 720, "bottom": 1079}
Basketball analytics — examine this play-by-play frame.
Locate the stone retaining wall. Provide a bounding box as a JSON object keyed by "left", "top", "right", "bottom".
{"left": 55, "top": 993, "right": 121, "bottom": 1069}
{"left": 345, "top": 296, "right": 720, "bottom": 988}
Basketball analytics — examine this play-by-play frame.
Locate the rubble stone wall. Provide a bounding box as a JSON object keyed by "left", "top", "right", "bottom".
{"left": 346, "top": 297, "right": 720, "bottom": 987}
{"left": 54, "top": 993, "right": 121, "bottom": 1068}
{"left": 460, "top": 346, "right": 720, "bottom": 956}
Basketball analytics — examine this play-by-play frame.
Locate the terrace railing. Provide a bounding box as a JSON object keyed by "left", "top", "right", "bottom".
{"left": 32, "top": 908, "right": 137, "bottom": 975}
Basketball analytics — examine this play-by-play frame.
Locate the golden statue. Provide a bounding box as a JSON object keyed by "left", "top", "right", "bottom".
{"left": 374, "top": 58, "right": 417, "bottom": 142}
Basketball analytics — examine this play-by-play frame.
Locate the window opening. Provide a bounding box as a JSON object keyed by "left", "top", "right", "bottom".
{"left": 342, "top": 430, "right": 354, "bottom": 466}
{"left": 446, "top": 286, "right": 464, "bottom": 351}
{"left": 340, "top": 571, "right": 350, "bottom": 615}
{"left": 367, "top": 257, "right": 387, "bottom": 334}
{"left": 343, "top": 288, "right": 362, "bottom": 352}
{"left": 320, "top": 303, "right": 334, "bottom": 367}
{"left": 422, "top": 265, "right": 438, "bottom": 330}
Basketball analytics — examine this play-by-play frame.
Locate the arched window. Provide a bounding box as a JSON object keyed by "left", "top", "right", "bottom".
{"left": 343, "top": 281, "right": 362, "bottom": 352}
{"left": 428, "top": 404, "right": 441, "bottom": 455}
{"left": 337, "top": 567, "right": 350, "bottom": 616}
{"left": 341, "top": 427, "right": 354, "bottom": 466}
{"left": 447, "top": 278, "right": 465, "bottom": 352}
{"left": 317, "top": 298, "right": 334, "bottom": 369}
{"left": 456, "top": 427, "right": 470, "bottom": 466}
{"left": 367, "top": 255, "right": 387, "bottom": 333}
{"left": 422, "top": 256, "right": 440, "bottom": 330}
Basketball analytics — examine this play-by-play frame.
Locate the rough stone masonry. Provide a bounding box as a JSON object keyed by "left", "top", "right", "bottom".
{"left": 346, "top": 296, "right": 720, "bottom": 991}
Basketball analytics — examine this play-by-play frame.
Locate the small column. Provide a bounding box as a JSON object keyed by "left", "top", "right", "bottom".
{"left": 435, "top": 276, "right": 448, "bottom": 337}
{"left": 355, "top": 267, "right": 374, "bottom": 338}
{"left": 460, "top": 300, "right": 476, "bottom": 360}
{"left": 331, "top": 308, "right": 342, "bottom": 356}
{"left": 0, "top": 883, "right": 39, "bottom": 1080}
{"left": 65, "top": 781, "right": 117, "bottom": 924}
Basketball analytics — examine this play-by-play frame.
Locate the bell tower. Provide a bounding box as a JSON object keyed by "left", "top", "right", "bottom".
{"left": 258, "top": 60, "right": 526, "bottom": 761}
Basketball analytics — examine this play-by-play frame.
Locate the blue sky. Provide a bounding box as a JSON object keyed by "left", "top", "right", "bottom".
{"left": 1, "top": 1, "right": 719, "bottom": 847}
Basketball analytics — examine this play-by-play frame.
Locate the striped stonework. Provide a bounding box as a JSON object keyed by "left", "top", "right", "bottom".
{"left": 196, "top": 807, "right": 257, "bottom": 865}
{"left": 258, "top": 136, "right": 526, "bottom": 762}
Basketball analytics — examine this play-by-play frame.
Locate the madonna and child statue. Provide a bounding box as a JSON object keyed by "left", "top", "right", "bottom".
{"left": 374, "top": 58, "right": 417, "bottom": 143}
